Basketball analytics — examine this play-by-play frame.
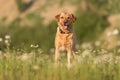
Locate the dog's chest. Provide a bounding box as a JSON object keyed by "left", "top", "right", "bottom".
{"left": 58, "top": 33, "right": 73, "bottom": 47}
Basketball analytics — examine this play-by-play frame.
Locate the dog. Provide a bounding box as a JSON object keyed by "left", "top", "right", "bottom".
{"left": 55, "top": 12, "right": 77, "bottom": 68}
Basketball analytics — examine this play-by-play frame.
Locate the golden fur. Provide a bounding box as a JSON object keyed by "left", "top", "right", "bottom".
{"left": 55, "top": 12, "right": 77, "bottom": 67}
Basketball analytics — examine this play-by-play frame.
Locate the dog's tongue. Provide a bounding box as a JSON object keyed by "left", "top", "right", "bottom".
{"left": 63, "top": 26, "right": 67, "bottom": 29}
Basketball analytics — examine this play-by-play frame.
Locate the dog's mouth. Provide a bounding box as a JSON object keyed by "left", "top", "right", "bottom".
{"left": 62, "top": 22, "right": 70, "bottom": 30}
{"left": 62, "top": 25, "right": 68, "bottom": 30}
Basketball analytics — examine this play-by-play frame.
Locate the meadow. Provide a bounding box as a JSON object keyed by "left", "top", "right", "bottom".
{"left": 0, "top": 45, "right": 120, "bottom": 80}
{"left": 1, "top": 0, "right": 120, "bottom": 80}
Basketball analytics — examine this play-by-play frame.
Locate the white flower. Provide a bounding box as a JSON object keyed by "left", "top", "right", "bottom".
{"left": 30, "top": 44, "right": 34, "bottom": 47}
{"left": 93, "top": 53, "right": 113, "bottom": 64}
{"left": 95, "top": 41, "right": 101, "bottom": 46}
{"left": 20, "top": 54, "right": 30, "bottom": 61}
{"left": 32, "top": 65, "right": 39, "bottom": 70}
{"left": 93, "top": 57, "right": 102, "bottom": 64}
{"left": 106, "top": 29, "right": 119, "bottom": 37}
{"left": 0, "top": 38, "right": 3, "bottom": 42}
{"left": 38, "top": 49, "right": 43, "bottom": 53}
{"left": 30, "top": 44, "right": 39, "bottom": 48}
{"left": 81, "top": 43, "right": 92, "bottom": 49}
{"left": 106, "top": 31, "right": 112, "bottom": 37}
{"left": 112, "top": 29, "right": 119, "bottom": 35}
{"left": 100, "top": 49, "right": 107, "bottom": 54}
{"left": 5, "top": 35, "right": 11, "bottom": 39}
{"left": 5, "top": 40, "right": 9, "bottom": 44}
{"left": 82, "top": 50, "right": 91, "bottom": 58}
{"left": 102, "top": 53, "right": 113, "bottom": 63}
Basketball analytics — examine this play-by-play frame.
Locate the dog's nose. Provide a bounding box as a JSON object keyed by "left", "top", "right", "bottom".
{"left": 64, "top": 21, "right": 68, "bottom": 25}
{"left": 64, "top": 22, "right": 67, "bottom": 24}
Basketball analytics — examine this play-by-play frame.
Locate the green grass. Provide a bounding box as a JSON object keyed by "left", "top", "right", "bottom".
{"left": 1, "top": 0, "right": 120, "bottom": 79}
{"left": 0, "top": 48, "right": 120, "bottom": 80}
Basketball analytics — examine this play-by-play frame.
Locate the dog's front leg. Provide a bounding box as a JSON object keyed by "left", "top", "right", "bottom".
{"left": 67, "top": 49, "right": 72, "bottom": 68}
{"left": 55, "top": 47, "right": 60, "bottom": 63}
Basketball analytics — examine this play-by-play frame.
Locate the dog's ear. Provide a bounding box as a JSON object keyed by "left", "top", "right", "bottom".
{"left": 71, "top": 14, "right": 77, "bottom": 23}
{"left": 55, "top": 14, "right": 60, "bottom": 22}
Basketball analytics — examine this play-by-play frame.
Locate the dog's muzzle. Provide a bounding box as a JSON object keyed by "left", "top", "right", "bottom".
{"left": 62, "top": 21, "right": 69, "bottom": 30}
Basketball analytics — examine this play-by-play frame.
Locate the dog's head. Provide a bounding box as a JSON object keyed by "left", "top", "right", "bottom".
{"left": 55, "top": 12, "right": 77, "bottom": 30}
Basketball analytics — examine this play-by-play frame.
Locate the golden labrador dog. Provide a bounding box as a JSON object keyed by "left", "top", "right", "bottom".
{"left": 55, "top": 12, "right": 77, "bottom": 67}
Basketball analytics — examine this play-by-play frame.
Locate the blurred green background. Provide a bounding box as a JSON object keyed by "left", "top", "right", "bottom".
{"left": 0, "top": 0, "right": 120, "bottom": 52}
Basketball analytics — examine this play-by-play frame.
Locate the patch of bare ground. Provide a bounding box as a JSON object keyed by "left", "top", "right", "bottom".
{"left": 0, "top": 0, "right": 46, "bottom": 23}
{"left": 40, "top": 2, "right": 77, "bottom": 25}
{"left": 101, "top": 14, "right": 120, "bottom": 49}
{"left": 20, "top": 0, "right": 46, "bottom": 17}
{"left": 0, "top": 0, "right": 19, "bottom": 22}
{"left": 0, "top": 0, "right": 77, "bottom": 26}
{"left": 108, "top": 14, "right": 120, "bottom": 27}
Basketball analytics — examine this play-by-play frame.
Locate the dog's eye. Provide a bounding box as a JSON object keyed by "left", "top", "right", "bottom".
{"left": 67, "top": 17, "right": 70, "bottom": 19}
{"left": 60, "top": 17, "right": 64, "bottom": 19}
